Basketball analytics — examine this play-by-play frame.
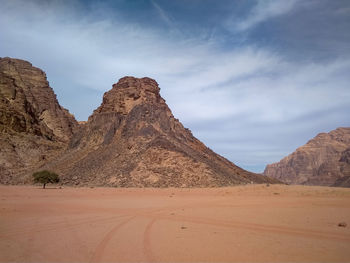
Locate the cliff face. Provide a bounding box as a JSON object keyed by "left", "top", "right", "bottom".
{"left": 43, "top": 76, "right": 278, "bottom": 187}
{"left": 0, "top": 57, "right": 78, "bottom": 183}
{"left": 264, "top": 128, "right": 350, "bottom": 187}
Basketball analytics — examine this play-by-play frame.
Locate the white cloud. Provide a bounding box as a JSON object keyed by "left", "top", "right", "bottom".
{"left": 232, "top": 0, "right": 300, "bottom": 32}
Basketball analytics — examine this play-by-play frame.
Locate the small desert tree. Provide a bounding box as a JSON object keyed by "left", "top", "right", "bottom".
{"left": 32, "top": 170, "right": 60, "bottom": 189}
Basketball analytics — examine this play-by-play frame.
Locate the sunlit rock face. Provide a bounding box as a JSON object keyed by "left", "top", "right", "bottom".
{"left": 0, "top": 57, "right": 78, "bottom": 183}
{"left": 264, "top": 128, "right": 350, "bottom": 187}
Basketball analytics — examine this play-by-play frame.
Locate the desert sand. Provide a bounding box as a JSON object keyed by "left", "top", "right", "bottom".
{"left": 1, "top": 184, "right": 350, "bottom": 262}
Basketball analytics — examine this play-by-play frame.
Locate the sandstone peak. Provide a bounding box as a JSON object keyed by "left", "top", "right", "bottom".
{"left": 94, "top": 76, "right": 164, "bottom": 116}
{"left": 113, "top": 76, "right": 159, "bottom": 92}
{"left": 1, "top": 56, "right": 40, "bottom": 68}
{"left": 44, "top": 72, "right": 279, "bottom": 186}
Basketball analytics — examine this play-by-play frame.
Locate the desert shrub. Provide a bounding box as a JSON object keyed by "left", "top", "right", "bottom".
{"left": 32, "top": 170, "right": 60, "bottom": 189}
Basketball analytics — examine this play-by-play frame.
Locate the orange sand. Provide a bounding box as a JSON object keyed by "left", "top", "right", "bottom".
{"left": 1, "top": 184, "right": 350, "bottom": 262}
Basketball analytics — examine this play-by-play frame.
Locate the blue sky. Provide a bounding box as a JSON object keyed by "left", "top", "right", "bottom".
{"left": 1, "top": 0, "right": 350, "bottom": 172}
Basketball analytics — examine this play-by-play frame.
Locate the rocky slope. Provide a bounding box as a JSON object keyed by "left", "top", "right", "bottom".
{"left": 0, "top": 57, "right": 78, "bottom": 183}
{"left": 41, "top": 76, "right": 278, "bottom": 187}
{"left": 264, "top": 128, "right": 350, "bottom": 187}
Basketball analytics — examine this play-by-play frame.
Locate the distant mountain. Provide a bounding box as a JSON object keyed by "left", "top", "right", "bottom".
{"left": 0, "top": 57, "right": 78, "bottom": 183}
{"left": 264, "top": 128, "right": 350, "bottom": 187}
{"left": 0, "top": 57, "right": 278, "bottom": 187}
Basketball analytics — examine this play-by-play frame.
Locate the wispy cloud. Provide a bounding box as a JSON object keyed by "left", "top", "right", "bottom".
{"left": 231, "top": 0, "right": 300, "bottom": 32}
{"left": 150, "top": 0, "right": 174, "bottom": 28}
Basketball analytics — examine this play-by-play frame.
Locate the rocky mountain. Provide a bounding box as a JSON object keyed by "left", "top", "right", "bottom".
{"left": 264, "top": 128, "right": 350, "bottom": 187}
{"left": 0, "top": 57, "right": 78, "bottom": 183}
{"left": 42, "top": 76, "right": 278, "bottom": 187}
{"left": 0, "top": 57, "right": 278, "bottom": 187}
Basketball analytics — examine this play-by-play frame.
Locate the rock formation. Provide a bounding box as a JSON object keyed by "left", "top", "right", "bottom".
{"left": 264, "top": 128, "right": 350, "bottom": 187}
{"left": 42, "top": 76, "right": 278, "bottom": 187}
{"left": 0, "top": 57, "right": 78, "bottom": 183}
{"left": 0, "top": 57, "right": 278, "bottom": 187}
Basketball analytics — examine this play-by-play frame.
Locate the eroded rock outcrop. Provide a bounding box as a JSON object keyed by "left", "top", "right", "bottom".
{"left": 0, "top": 57, "right": 78, "bottom": 183}
{"left": 264, "top": 128, "right": 350, "bottom": 187}
{"left": 43, "top": 76, "right": 278, "bottom": 187}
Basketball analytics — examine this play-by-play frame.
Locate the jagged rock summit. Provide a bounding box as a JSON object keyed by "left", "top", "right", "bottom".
{"left": 0, "top": 57, "right": 78, "bottom": 183}
{"left": 264, "top": 128, "right": 350, "bottom": 187}
{"left": 95, "top": 77, "right": 162, "bottom": 115}
{"left": 1, "top": 57, "right": 278, "bottom": 187}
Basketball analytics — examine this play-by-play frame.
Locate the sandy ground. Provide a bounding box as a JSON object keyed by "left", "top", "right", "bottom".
{"left": 0, "top": 184, "right": 350, "bottom": 263}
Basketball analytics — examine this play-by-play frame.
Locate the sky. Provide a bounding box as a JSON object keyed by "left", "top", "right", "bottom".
{"left": 1, "top": 0, "right": 350, "bottom": 172}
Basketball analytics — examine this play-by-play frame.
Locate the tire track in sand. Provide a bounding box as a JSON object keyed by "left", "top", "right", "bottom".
{"left": 63, "top": 215, "right": 91, "bottom": 258}
{"left": 0, "top": 215, "right": 126, "bottom": 238}
{"left": 89, "top": 216, "right": 135, "bottom": 263}
{"left": 143, "top": 218, "right": 157, "bottom": 263}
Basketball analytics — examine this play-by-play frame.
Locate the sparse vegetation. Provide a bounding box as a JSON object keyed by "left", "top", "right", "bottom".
{"left": 32, "top": 170, "right": 60, "bottom": 189}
